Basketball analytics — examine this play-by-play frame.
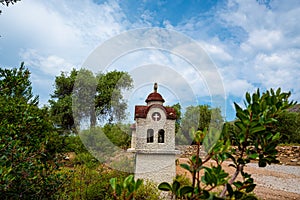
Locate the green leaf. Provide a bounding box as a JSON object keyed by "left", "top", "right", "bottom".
{"left": 123, "top": 175, "right": 134, "bottom": 189}
{"left": 276, "top": 88, "right": 281, "bottom": 96}
{"left": 234, "top": 191, "right": 244, "bottom": 199}
{"left": 179, "top": 186, "right": 194, "bottom": 196}
{"left": 248, "top": 153, "right": 259, "bottom": 160}
{"left": 272, "top": 132, "right": 281, "bottom": 141}
{"left": 233, "top": 181, "right": 243, "bottom": 189}
{"left": 172, "top": 180, "right": 180, "bottom": 193}
{"left": 251, "top": 102, "right": 260, "bottom": 114}
{"left": 237, "top": 158, "right": 245, "bottom": 165}
{"left": 234, "top": 102, "right": 243, "bottom": 113}
{"left": 246, "top": 92, "right": 251, "bottom": 104}
{"left": 246, "top": 184, "right": 256, "bottom": 193}
{"left": 110, "top": 178, "right": 117, "bottom": 190}
{"left": 250, "top": 126, "right": 265, "bottom": 134}
{"left": 258, "top": 159, "right": 267, "bottom": 167}
{"left": 252, "top": 93, "right": 259, "bottom": 103}
{"left": 201, "top": 190, "right": 210, "bottom": 198}
{"left": 158, "top": 182, "right": 172, "bottom": 191}
{"left": 116, "top": 184, "right": 122, "bottom": 196}
{"left": 180, "top": 163, "right": 192, "bottom": 172}
{"left": 135, "top": 179, "right": 143, "bottom": 191}
{"left": 227, "top": 183, "right": 234, "bottom": 197}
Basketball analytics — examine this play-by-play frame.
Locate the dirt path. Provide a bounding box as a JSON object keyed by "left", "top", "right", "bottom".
{"left": 176, "top": 158, "right": 300, "bottom": 200}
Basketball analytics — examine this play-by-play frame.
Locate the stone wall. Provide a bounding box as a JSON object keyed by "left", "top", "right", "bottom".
{"left": 135, "top": 107, "right": 175, "bottom": 151}
{"left": 135, "top": 153, "right": 176, "bottom": 184}
{"left": 176, "top": 145, "right": 300, "bottom": 166}
{"left": 277, "top": 146, "right": 300, "bottom": 165}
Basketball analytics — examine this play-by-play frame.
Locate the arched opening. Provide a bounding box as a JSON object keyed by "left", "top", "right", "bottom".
{"left": 147, "top": 129, "right": 154, "bottom": 143}
{"left": 158, "top": 129, "right": 165, "bottom": 143}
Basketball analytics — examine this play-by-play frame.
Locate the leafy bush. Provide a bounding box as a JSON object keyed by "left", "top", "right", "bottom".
{"left": 102, "top": 123, "right": 131, "bottom": 149}
{"left": 135, "top": 180, "right": 161, "bottom": 200}
{"left": 0, "top": 63, "right": 66, "bottom": 198}
{"left": 63, "top": 135, "right": 88, "bottom": 154}
{"left": 59, "top": 165, "right": 129, "bottom": 200}
{"left": 73, "top": 152, "right": 99, "bottom": 168}
{"left": 159, "top": 88, "right": 296, "bottom": 199}
{"left": 276, "top": 111, "right": 300, "bottom": 144}
{"left": 110, "top": 175, "right": 143, "bottom": 200}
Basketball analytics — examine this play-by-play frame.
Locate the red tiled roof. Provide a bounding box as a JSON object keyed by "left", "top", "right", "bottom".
{"left": 134, "top": 105, "right": 177, "bottom": 120}
{"left": 134, "top": 105, "right": 148, "bottom": 118}
{"left": 145, "top": 92, "right": 165, "bottom": 103}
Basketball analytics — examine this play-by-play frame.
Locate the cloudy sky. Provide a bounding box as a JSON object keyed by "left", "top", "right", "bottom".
{"left": 1, "top": 0, "right": 299, "bottom": 121}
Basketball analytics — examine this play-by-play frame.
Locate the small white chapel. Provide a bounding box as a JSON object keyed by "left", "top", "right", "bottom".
{"left": 128, "top": 83, "right": 179, "bottom": 184}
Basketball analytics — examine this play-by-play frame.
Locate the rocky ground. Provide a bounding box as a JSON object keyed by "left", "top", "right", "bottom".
{"left": 176, "top": 145, "right": 300, "bottom": 200}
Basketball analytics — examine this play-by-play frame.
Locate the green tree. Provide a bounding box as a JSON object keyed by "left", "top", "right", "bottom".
{"left": 276, "top": 110, "right": 300, "bottom": 144}
{"left": 95, "top": 70, "right": 133, "bottom": 124}
{"left": 0, "top": 63, "right": 65, "bottom": 198}
{"left": 50, "top": 69, "right": 133, "bottom": 130}
{"left": 181, "top": 105, "right": 224, "bottom": 143}
{"left": 170, "top": 103, "right": 181, "bottom": 133}
{"left": 102, "top": 123, "right": 131, "bottom": 149}
{"left": 72, "top": 69, "right": 97, "bottom": 128}
{"left": 49, "top": 69, "right": 78, "bottom": 134}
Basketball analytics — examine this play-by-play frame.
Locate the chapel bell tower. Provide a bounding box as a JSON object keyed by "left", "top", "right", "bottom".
{"left": 128, "top": 83, "right": 178, "bottom": 184}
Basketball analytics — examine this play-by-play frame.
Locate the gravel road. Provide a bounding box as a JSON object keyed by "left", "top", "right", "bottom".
{"left": 246, "top": 163, "right": 300, "bottom": 196}
{"left": 177, "top": 158, "right": 300, "bottom": 199}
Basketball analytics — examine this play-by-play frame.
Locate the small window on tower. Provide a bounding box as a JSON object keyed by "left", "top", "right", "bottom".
{"left": 147, "top": 129, "right": 154, "bottom": 143}
{"left": 158, "top": 129, "right": 165, "bottom": 143}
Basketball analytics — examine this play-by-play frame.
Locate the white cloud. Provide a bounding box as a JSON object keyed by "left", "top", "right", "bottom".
{"left": 246, "top": 30, "right": 283, "bottom": 51}
{"left": 224, "top": 79, "right": 255, "bottom": 97}
{"left": 0, "top": 0, "right": 128, "bottom": 73}
{"left": 198, "top": 40, "right": 233, "bottom": 62}
{"left": 1, "top": 0, "right": 300, "bottom": 120}
{"left": 172, "top": 0, "right": 300, "bottom": 103}
{"left": 20, "top": 49, "right": 75, "bottom": 76}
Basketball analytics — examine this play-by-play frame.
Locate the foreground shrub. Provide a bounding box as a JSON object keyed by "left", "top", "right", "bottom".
{"left": 135, "top": 180, "right": 161, "bottom": 200}
{"left": 59, "top": 164, "right": 129, "bottom": 199}
{"left": 0, "top": 64, "right": 66, "bottom": 199}
{"left": 159, "top": 88, "right": 296, "bottom": 199}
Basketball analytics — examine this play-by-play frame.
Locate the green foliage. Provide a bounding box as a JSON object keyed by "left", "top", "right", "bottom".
{"left": 168, "top": 103, "right": 182, "bottom": 133}
{"left": 276, "top": 110, "right": 300, "bottom": 144}
{"left": 231, "top": 88, "right": 295, "bottom": 166}
{"left": 0, "top": 63, "right": 65, "bottom": 198}
{"left": 175, "top": 174, "right": 191, "bottom": 187}
{"left": 72, "top": 69, "right": 98, "bottom": 127}
{"left": 181, "top": 105, "right": 224, "bottom": 144}
{"left": 80, "top": 127, "right": 117, "bottom": 163}
{"left": 102, "top": 123, "right": 131, "bottom": 149}
{"left": 59, "top": 165, "right": 129, "bottom": 200}
{"left": 0, "top": 62, "right": 38, "bottom": 104}
{"left": 158, "top": 88, "right": 295, "bottom": 199}
{"left": 63, "top": 135, "right": 88, "bottom": 154}
{"left": 110, "top": 175, "right": 143, "bottom": 200}
{"left": 50, "top": 69, "right": 133, "bottom": 131}
{"left": 49, "top": 69, "right": 81, "bottom": 134}
{"left": 135, "top": 180, "right": 161, "bottom": 200}
{"left": 95, "top": 70, "right": 133, "bottom": 123}
{"left": 73, "top": 152, "right": 99, "bottom": 168}
{"left": 221, "top": 88, "right": 295, "bottom": 198}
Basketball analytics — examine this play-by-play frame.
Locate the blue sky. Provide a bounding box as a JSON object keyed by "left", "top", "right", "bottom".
{"left": 0, "top": 0, "right": 300, "bottom": 121}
